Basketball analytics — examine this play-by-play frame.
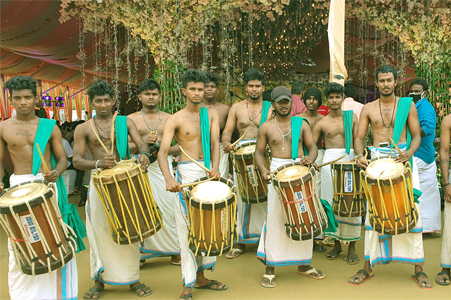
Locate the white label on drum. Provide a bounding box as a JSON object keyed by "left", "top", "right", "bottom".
{"left": 20, "top": 214, "right": 40, "bottom": 243}
{"left": 295, "top": 192, "right": 307, "bottom": 213}
{"left": 344, "top": 171, "right": 353, "bottom": 193}
{"left": 247, "top": 165, "right": 258, "bottom": 187}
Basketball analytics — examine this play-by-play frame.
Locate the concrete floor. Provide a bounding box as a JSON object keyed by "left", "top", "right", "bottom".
{"left": 1, "top": 194, "right": 450, "bottom": 300}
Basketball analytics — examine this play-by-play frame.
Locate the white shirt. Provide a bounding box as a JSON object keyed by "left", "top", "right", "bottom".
{"left": 62, "top": 138, "right": 73, "bottom": 167}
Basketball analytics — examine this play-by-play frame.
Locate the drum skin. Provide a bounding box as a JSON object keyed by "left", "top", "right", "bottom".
{"left": 331, "top": 161, "right": 366, "bottom": 217}
{"left": 0, "top": 181, "right": 75, "bottom": 275}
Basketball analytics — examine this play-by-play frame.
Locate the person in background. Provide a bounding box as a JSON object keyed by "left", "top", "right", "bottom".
{"left": 343, "top": 83, "right": 364, "bottom": 121}
{"left": 290, "top": 80, "right": 307, "bottom": 116}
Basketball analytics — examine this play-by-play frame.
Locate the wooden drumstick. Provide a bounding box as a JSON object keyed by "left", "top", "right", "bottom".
{"left": 110, "top": 111, "right": 118, "bottom": 154}
{"left": 90, "top": 119, "right": 110, "bottom": 153}
{"left": 230, "top": 130, "right": 248, "bottom": 149}
{"left": 179, "top": 146, "right": 210, "bottom": 173}
{"left": 317, "top": 155, "right": 345, "bottom": 168}
{"left": 36, "top": 143, "right": 50, "bottom": 174}
{"left": 180, "top": 177, "right": 215, "bottom": 188}
{"left": 388, "top": 135, "right": 403, "bottom": 155}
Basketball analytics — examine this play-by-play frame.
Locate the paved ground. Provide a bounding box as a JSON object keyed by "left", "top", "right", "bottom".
{"left": 1, "top": 194, "right": 449, "bottom": 299}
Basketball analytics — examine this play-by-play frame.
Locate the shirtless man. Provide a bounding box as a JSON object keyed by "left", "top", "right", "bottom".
{"left": 349, "top": 65, "right": 431, "bottom": 288}
{"left": 312, "top": 83, "right": 360, "bottom": 264}
{"left": 0, "top": 75, "right": 81, "bottom": 300}
{"left": 73, "top": 80, "right": 152, "bottom": 299}
{"left": 128, "top": 78, "right": 181, "bottom": 266}
{"left": 222, "top": 67, "right": 273, "bottom": 258}
{"left": 157, "top": 69, "right": 225, "bottom": 300}
{"left": 201, "top": 72, "right": 230, "bottom": 177}
{"left": 255, "top": 86, "right": 324, "bottom": 288}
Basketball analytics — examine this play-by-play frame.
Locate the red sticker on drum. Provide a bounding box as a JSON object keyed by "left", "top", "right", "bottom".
{"left": 20, "top": 215, "right": 41, "bottom": 243}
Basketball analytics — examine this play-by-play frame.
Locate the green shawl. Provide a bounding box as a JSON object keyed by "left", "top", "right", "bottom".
{"left": 115, "top": 116, "right": 131, "bottom": 160}
{"left": 291, "top": 116, "right": 309, "bottom": 159}
{"left": 391, "top": 97, "right": 412, "bottom": 166}
{"left": 342, "top": 110, "right": 353, "bottom": 155}
{"left": 259, "top": 101, "right": 272, "bottom": 128}
{"left": 200, "top": 107, "right": 211, "bottom": 170}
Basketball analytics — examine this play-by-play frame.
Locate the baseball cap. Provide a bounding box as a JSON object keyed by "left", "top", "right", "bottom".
{"left": 271, "top": 86, "right": 292, "bottom": 102}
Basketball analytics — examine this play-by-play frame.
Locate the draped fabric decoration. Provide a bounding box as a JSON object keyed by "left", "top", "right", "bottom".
{"left": 0, "top": 78, "right": 7, "bottom": 119}
{"left": 328, "top": 0, "right": 348, "bottom": 85}
{"left": 73, "top": 88, "right": 83, "bottom": 120}
{"left": 83, "top": 93, "right": 92, "bottom": 119}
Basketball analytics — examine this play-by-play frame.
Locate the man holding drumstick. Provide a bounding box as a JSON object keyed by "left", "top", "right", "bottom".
{"left": 73, "top": 80, "right": 152, "bottom": 298}
{"left": 349, "top": 65, "right": 431, "bottom": 288}
{"left": 157, "top": 69, "right": 225, "bottom": 300}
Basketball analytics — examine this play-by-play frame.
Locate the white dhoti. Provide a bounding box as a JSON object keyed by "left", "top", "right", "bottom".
{"left": 364, "top": 146, "right": 425, "bottom": 267}
{"left": 234, "top": 139, "right": 267, "bottom": 244}
{"left": 141, "top": 156, "right": 180, "bottom": 259}
{"left": 86, "top": 175, "right": 140, "bottom": 285}
{"left": 315, "top": 149, "right": 324, "bottom": 199}
{"left": 175, "top": 160, "right": 216, "bottom": 288}
{"left": 257, "top": 158, "right": 313, "bottom": 266}
{"left": 321, "top": 149, "right": 361, "bottom": 241}
{"left": 414, "top": 157, "right": 441, "bottom": 233}
{"left": 8, "top": 173, "right": 78, "bottom": 300}
{"left": 441, "top": 200, "right": 451, "bottom": 268}
{"left": 219, "top": 142, "right": 230, "bottom": 178}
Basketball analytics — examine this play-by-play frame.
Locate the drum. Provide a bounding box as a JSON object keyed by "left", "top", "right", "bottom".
{"left": 331, "top": 161, "right": 366, "bottom": 217}
{"left": 0, "top": 180, "right": 76, "bottom": 275}
{"left": 92, "top": 160, "right": 162, "bottom": 245}
{"left": 272, "top": 163, "right": 327, "bottom": 241}
{"left": 361, "top": 158, "right": 418, "bottom": 235}
{"left": 186, "top": 177, "right": 237, "bottom": 256}
{"left": 231, "top": 141, "right": 270, "bottom": 204}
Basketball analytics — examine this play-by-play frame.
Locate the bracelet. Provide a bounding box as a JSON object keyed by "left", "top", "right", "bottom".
{"left": 140, "top": 151, "right": 152, "bottom": 160}
{"left": 53, "top": 170, "right": 60, "bottom": 177}
{"left": 355, "top": 153, "right": 364, "bottom": 160}
{"left": 443, "top": 183, "right": 451, "bottom": 188}
{"left": 95, "top": 160, "right": 101, "bottom": 169}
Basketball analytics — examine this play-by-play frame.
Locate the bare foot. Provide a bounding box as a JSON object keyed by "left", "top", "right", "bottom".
{"left": 171, "top": 254, "right": 181, "bottom": 265}
{"left": 84, "top": 281, "right": 104, "bottom": 299}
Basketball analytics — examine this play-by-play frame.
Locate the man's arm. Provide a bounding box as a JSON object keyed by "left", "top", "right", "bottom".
{"left": 440, "top": 115, "right": 451, "bottom": 203}
{"left": 208, "top": 109, "right": 221, "bottom": 178}
{"left": 418, "top": 105, "right": 436, "bottom": 138}
{"left": 127, "top": 118, "right": 150, "bottom": 167}
{"left": 355, "top": 105, "right": 370, "bottom": 168}
{"left": 311, "top": 119, "right": 323, "bottom": 145}
{"left": 45, "top": 127, "right": 68, "bottom": 182}
{"left": 221, "top": 104, "right": 237, "bottom": 152}
{"left": 254, "top": 123, "right": 270, "bottom": 182}
{"left": 300, "top": 121, "right": 318, "bottom": 165}
{"left": 352, "top": 113, "right": 359, "bottom": 144}
{"left": 397, "top": 103, "right": 421, "bottom": 163}
{"left": 0, "top": 126, "right": 6, "bottom": 192}
{"left": 157, "top": 115, "right": 181, "bottom": 192}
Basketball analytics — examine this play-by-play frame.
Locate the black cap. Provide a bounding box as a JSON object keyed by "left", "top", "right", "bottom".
{"left": 271, "top": 86, "right": 292, "bottom": 102}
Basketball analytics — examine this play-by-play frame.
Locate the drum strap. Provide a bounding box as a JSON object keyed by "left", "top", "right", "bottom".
{"left": 392, "top": 97, "right": 413, "bottom": 165}
{"left": 258, "top": 101, "right": 272, "bottom": 129}
{"left": 343, "top": 110, "right": 353, "bottom": 155}
{"left": 200, "top": 107, "right": 211, "bottom": 170}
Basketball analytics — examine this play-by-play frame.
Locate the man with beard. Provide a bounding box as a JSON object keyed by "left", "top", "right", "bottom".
{"left": 128, "top": 78, "right": 181, "bottom": 267}
{"left": 312, "top": 83, "right": 360, "bottom": 264}
{"left": 73, "top": 80, "right": 152, "bottom": 298}
{"left": 157, "top": 70, "right": 225, "bottom": 300}
{"left": 222, "top": 67, "right": 273, "bottom": 259}
{"left": 0, "top": 75, "right": 85, "bottom": 300}
{"left": 201, "top": 72, "right": 230, "bottom": 177}
{"left": 349, "top": 65, "right": 431, "bottom": 288}
{"left": 255, "top": 86, "right": 324, "bottom": 288}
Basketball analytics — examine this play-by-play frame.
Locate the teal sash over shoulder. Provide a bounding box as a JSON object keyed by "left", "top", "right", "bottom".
{"left": 33, "top": 119, "right": 86, "bottom": 252}
{"left": 392, "top": 97, "right": 413, "bottom": 166}
{"left": 291, "top": 116, "right": 307, "bottom": 159}
{"left": 115, "top": 116, "right": 131, "bottom": 160}
{"left": 259, "top": 101, "right": 272, "bottom": 128}
{"left": 342, "top": 110, "right": 353, "bottom": 155}
{"left": 200, "top": 107, "right": 211, "bottom": 170}
{"left": 321, "top": 199, "right": 337, "bottom": 233}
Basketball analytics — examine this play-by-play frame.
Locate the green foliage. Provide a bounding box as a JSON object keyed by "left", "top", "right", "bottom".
{"left": 153, "top": 60, "right": 187, "bottom": 114}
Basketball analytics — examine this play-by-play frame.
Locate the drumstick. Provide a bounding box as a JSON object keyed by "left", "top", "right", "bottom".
{"left": 180, "top": 177, "right": 215, "bottom": 188}
{"left": 388, "top": 135, "right": 403, "bottom": 155}
{"left": 230, "top": 130, "right": 248, "bottom": 149}
{"left": 90, "top": 119, "right": 110, "bottom": 153}
{"left": 179, "top": 146, "right": 210, "bottom": 173}
{"left": 36, "top": 143, "right": 50, "bottom": 174}
{"left": 110, "top": 111, "right": 118, "bottom": 154}
{"left": 317, "top": 155, "right": 345, "bottom": 168}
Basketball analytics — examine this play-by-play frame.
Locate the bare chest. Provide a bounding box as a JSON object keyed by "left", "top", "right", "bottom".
{"left": 4, "top": 126, "right": 37, "bottom": 148}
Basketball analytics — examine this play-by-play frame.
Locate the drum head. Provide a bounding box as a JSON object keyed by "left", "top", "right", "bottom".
{"left": 275, "top": 165, "right": 309, "bottom": 182}
{"left": 191, "top": 181, "right": 232, "bottom": 203}
{"left": 365, "top": 158, "right": 405, "bottom": 179}
{"left": 235, "top": 144, "right": 256, "bottom": 155}
{"left": 100, "top": 162, "right": 136, "bottom": 176}
{"left": 0, "top": 183, "right": 50, "bottom": 206}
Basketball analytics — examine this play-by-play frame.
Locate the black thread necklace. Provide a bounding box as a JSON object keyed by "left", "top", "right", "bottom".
{"left": 379, "top": 99, "right": 396, "bottom": 128}
{"left": 247, "top": 100, "right": 262, "bottom": 122}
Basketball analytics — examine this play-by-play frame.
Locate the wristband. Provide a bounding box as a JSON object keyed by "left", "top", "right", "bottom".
{"left": 443, "top": 183, "right": 451, "bottom": 188}
{"left": 53, "top": 170, "right": 60, "bottom": 177}
{"left": 95, "top": 160, "right": 101, "bottom": 169}
{"left": 140, "top": 151, "right": 152, "bottom": 160}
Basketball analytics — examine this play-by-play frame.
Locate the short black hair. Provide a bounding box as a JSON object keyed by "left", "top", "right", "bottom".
{"left": 375, "top": 65, "right": 397, "bottom": 81}
{"left": 138, "top": 78, "right": 161, "bottom": 93}
{"left": 410, "top": 78, "right": 428, "bottom": 92}
{"left": 205, "top": 72, "right": 219, "bottom": 87}
{"left": 291, "top": 80, "right": 305, "bottom": 95}
{"left": 87, "top": 80, "right": 114, "bottom": 101}
{"left": 324, "top": 82, "right": 344, "bottom": 98}
{"left": 181, "top": 69, "right": 208, "bottom": 88}
{"left": 5, "top": 75, "right": 37, "bottom": 98}
{"left": 344, "top": 83, "right": 356, "bottom": 98}
{"left": 243, "top": 68, "right": 265, "bottom": 85}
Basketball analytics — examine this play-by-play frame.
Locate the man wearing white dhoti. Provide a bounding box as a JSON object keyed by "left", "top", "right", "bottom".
{"left": 73, "top": 80, "right": 152, "bottom": 298}
{"left": 350, "top": 65, "right": 431, "bottom": 289}
{"left": 312, "top": 83, "right": 361, "bottom": 264}
{"left": 222, "top": 68, "right": 273, "bottom": 258}
{"left": 128, "top": 78, "right": 181, "bottom": 265}
{"left": 255, "top": 86, "right": 325, "bottom": 288}
{"left": 0, "top": 75, "right": 85, "bottom": 300}
{"left": 410, "top": 78, "right": 441, "bottom": 233}
{"left": 436, "top": 113, "right": 451, "bottom": 285}
{"left": 201, "top": 72, "right": 231, "bottom": 177}
{"left": 158, "top": 70, "right": 226, "bottom": 300}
